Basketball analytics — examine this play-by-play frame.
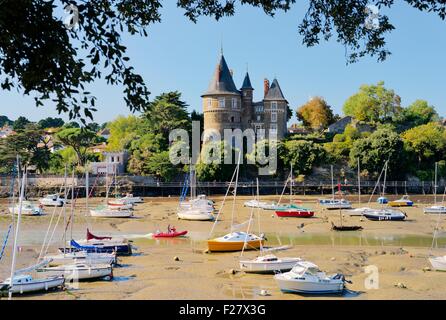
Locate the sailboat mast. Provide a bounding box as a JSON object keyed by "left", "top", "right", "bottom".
{"left": 8, "top": 168, "right": 26, "bottom": 299}
{"left": 230, "top": 153, "right": 241, "bottom": 233}
{"left": 62, "top": 165, "right": 68, "bottom": 255}
{"left": 331, "top": 165, "right": 335, "bottom": 199}
{"left": 290, "top": 163, "right": 293, "bottom": 204}
{"left": 70, "top": 169, "right": 75, "bottom": 245}
{"left": 358, "top": 158, "right": 361, "bottom": 206}
{"left": 85, "top": 167, "right": 89, "bottom": 212}
{"left": 434, "top": 162, "right": 438, "bottom": 205}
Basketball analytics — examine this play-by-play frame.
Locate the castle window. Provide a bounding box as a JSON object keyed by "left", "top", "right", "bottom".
{"left": 218, "top": 98, "right": 225, "bottom": 108}
{"left": 270, "top": 124, "right": 277, "bottom": 132}
{"left": 271, "top": 102, "right": 277, "bottom": 110}
{"left": 255, "top": 105, "right": 263, "bottom": 113}
{"left": 230, "top": 116, "right": 235, "bottom": 123}
{"left": 257, "top": 115, "right": 261, "bottom": 121}
{"left": 232, "top": 98, "right": 238, "bottom": 109}
{"left": 207, "top": 98, "right": 212, "bottom": 108}
{"left": 271, "top": 112, "right": 277, "bottom": 123}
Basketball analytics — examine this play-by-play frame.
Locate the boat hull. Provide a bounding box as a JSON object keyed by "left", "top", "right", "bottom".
{"left": 0, "top": 277, "right": 64, "bottom": 294}
{"left": 275, "top": 210, "right": 314, "bottom": 218}
{"left": 424, "top": 206, "right": 446, "bottom": 214}
{"left": 239, "top": 259, "right": 301, "bottom": 273}
{"left": 363, "top": 213, "right": 406, "bottom": 221}
{"left": 207, "top": 239, "right": 264, "bottom": 252}
{"left": 153, "top": 231, "right": 188, "bottom": 238}
{"left": 38, "top": 265, "right": 112, "bottom": 280}
{"left": 388, "top": 201, "right": 413, "bottom": 207}
{"left": 90, "top": 209, "right": 133, "bottom": 218}
{"left": 177, "top": 211, "right": 214, "bottom": 221}
{"left": 45, "top": 252, "right": 116, "bottom": 266}
{"left": 429, "top": 256, "right": 446, "bottom": 271}
{"left": 274, "top": 276, "right": 344, "bottom": 294}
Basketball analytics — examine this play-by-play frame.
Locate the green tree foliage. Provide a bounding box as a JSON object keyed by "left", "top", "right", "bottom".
{"left": 142, "top": 91, "right": 190, "bottom": 148}
{"left": 0, "top": 115, "right": 12, "bottom": 127}
{"left": 402, "top": 122, "right": 446, "bottom": 168}
{"left": 144, "top": 151, "right": 180, "bottom": 182}
{"left": 396, "top": 100, "right": 440, "bottom": 130}
{"left": 106, "top": 115, "right": 143, "bottom": 151}
{"left": 127, "top": 132, "right": 164, "bottom": 175}
{"left": 324, "top": 124, "right": 362, "bottom": 161}
{"left": 56, "top": 128, "right": 100, "bottom": 166}
{"left": 349, "top": 127, "right": 404, "bottom": 178}
{"left": 2, "top": 1, "right": 444, "bottom": 120}
{"left": 343, "top": 81, "right": 402, "bottom": 123}
{"left": 297, "top": 97, "right": 336, "bottom": 131}
{"left": 12, "top": 116, "right": 31, "bottom": 130}
{"left": 196, "top": 141, "right": 237, "bottom": 181}
{"left": 0, "top": 123, "right": 50, "bottom": 172}
{"left": 280, "top": 140, "right": 327, "bottom": 175}
{"left": 38, "top": 117, "right": 65, "bottom": 129}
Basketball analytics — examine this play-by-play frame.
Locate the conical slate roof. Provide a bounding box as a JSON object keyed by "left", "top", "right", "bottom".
{"left": 241, "top": 72, "right": 254, "bottom": 90}
{"left": 264, "top": 78, "right": 287, "bottom": 101}
{"left": 202, "top": 55, "right": 240, "bottom": 96}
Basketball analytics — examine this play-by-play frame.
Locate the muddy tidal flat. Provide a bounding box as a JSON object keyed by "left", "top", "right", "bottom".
{"left": 1, "top": 194, "right": 446, "bottom": 300}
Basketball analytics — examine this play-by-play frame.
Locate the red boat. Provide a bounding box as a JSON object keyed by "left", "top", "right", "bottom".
{"left": 275, "top": 209, "right": 314, "bottom": 218}
{"left": 153, "top": 225, "right": 188, "bottom": 238}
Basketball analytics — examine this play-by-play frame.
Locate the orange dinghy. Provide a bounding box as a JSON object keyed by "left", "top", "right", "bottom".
{"left": 207, "top": 232, "right": 265, "bottom": 252}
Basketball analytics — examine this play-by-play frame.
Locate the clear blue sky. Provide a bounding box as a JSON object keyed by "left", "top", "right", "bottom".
{"left": 0, "top": 1, "right": 445, "bottom": 124}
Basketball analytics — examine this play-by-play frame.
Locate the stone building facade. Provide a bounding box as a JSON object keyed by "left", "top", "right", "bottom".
{"left": 202, "top": 54, "right": 289, "bottom": 140}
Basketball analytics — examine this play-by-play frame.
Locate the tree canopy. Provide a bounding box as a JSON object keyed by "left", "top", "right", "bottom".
{"left": 1, "top": 1, "right": 445, "bottom": 120}
{"left": 297, "top": 96, "right": 337, "bottom": 131}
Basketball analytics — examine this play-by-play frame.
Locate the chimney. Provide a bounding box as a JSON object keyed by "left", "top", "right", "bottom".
{"left": 264, "top": 78, "right": 270, "bottom": 98}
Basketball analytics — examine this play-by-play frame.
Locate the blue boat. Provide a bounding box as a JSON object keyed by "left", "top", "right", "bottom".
{"left": 60, "top": 239, "right": 132, "bottom": 256}
{"left": 377, "top": 197, "right": 388, "bottom": 204}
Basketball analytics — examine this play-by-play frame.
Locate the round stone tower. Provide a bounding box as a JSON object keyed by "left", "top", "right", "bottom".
{"left": 202, "top": 54, "right": 242, "bottom": 139}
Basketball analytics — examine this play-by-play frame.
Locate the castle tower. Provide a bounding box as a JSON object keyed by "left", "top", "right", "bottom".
{"left": 263, "top": 78, "right": 288, "bottom": 139}
{"left": 202, "top": 54, "right": 242, "bottom": 139}
{"left": 240, "top": 72, "right": 254, "bottom": 130}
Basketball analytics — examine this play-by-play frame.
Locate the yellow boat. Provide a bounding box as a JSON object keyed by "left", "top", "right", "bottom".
{"left": 388, "top": 195, "right": 413, "bottom": 207}
{"left": 207, "top": 232, "right": 265, "bottom": 252}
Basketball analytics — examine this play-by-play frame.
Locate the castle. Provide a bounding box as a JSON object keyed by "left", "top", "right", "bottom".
{"left": 202, "top": 54, "right": 289, "bottom": 140}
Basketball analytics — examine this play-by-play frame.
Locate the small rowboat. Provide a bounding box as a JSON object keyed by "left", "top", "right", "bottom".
{"left": 153, "top": 230, "right": 188, "bottom": 238}
{"left": 153, "top": 225, "right": 188, "bottom": 238}
{"left": 275, "top": 209, "right": 314, "bottom": 218}
{"left": 331, "top": 223, "right": 363, "bottom": 231}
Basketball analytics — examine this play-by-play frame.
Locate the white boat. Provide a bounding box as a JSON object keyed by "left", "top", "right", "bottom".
{"left": 39, "top": 194, "right": 65, "bottom": 207}
{"left": 113, "top": 194, "right": 143, "bottom": 204}
{"left": 319, "top": 199, "right": 352, "bottom": 210}
{"left": 177, "top": 167, "right": 214, "bottom": 220}
{"left": 37, "top": 263, "right": 113, "bottom": 280}
{"left": 424, "top": 205, "right": 446, "bottom": 214}
{"left": 44, "top": 251, "right": 116, "bottom": 266}
{"left": 0, "top": 274, "right": 65, "bottom": 294}
{"left": 244, "top": 200, "right": 268, "bottom": 208}
{"left": 362, "top": 208, "right": 406, "bottom": 221}
{"left": 429, "top": 256, "right": 446, "bottom": 271}
{"left": 90, "top": 205, "right": 133, "bottom": 218}
{"left": 274, "top": 261, "right": 346, "bottom": 294}
{"left": 177, "top": 208, "right": 214, "bottom": 221}
{"left": 239, "top": 254, "right": 302, "bottom": 273}
{"left": 8, "top": 201, "right": 43, "bottom": 216}
{"left": 345, "top": 207, "right": 372, "bottom": 215}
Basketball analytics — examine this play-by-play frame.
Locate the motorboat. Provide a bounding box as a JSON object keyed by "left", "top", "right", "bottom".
{"left": 239, "top": 254, "right": 303, "bottom": 273}
{"left": 90, "top": 205, "right": 133, "bottom": 218}
{"left": 153, "top": 225, "right": 188, "bottom": 238}
{"left": 8, "top": 201, "right": 43, "bottom": 216}
{"left": 319, "top": 199, "right": 352, "bottom": 210}
{"left": 207, "top": 232, "right": 265, "bottom": 252}
{"left": 0, "top": 274, "right": 64, "bottom": 294}
{"left": 363, "top": 208, "right": 406, "bottom": 221}
{"left": 37, "top": 263, "right": 113, "bottom": 281}
{"left": 429, "top": 255, "right": 446, "bottom": 271}
{"left": 424, "top": 205, "right": 446, "bottom": 214}
{"left": 274, "top": 261, "right": 346, "bottom": 294}
{"left": 388, "top": 195, "right": 413, "bottom": 207}
{"left": 44, "top": 251, "right": 117, "bottom": 266}
{"left": 39, "top": 194, "right": 65, "bottom": 207}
